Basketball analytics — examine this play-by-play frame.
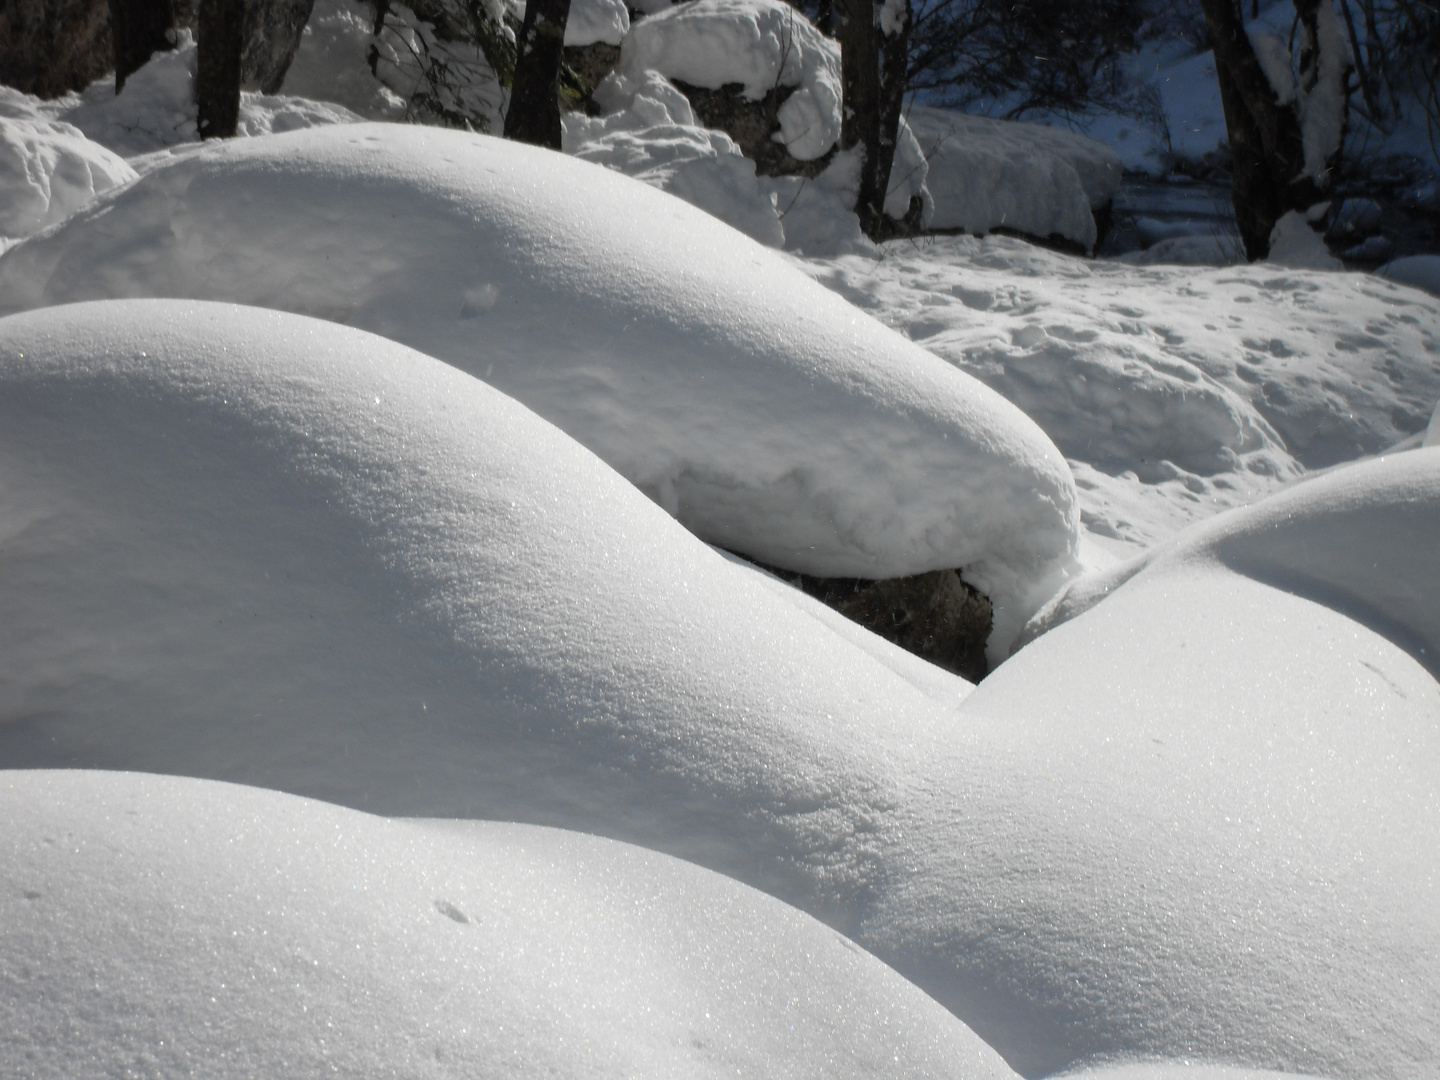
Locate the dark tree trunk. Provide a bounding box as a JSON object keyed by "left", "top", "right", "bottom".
{"left": 1198, "top": 0, "right": 1335, "bottom": 259}
{"left": 504, "top": 0, "right": 571, "bottom": 149}
{"left": 108, "top": 0, "right": 174, "bottom": 92}
{"left": 837, "top": 0, "right": 881, "bottom": 236}
{"left": 196, "top": 0, "right": 242, "bottom": 138}
{"left": 873, "top": 0, "right": 911, "bottom": 227}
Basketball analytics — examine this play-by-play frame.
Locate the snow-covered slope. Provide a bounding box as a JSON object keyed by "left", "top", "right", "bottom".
{"left": 2, "top": 770, "right": 1018, "bottom": 1080}
{"left": 938, "top": 560, "right": 1440, "bottom": 1079}
{"left": 804, "top": 233, "right": 1440, "bottom": 552}
{"left": 0, "top": 123, "right": 1078, "bottom": 640}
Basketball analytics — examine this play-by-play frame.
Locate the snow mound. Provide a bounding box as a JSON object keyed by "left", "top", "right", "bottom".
{"left": 617, "top": 0, "right": 842, "bottom": 160}
{"left": 1023, "top": 448, "right": 1440, "bottom": 679}
{"left": 907, "top": 106, "right": 1121, "bottom": 250}
{"left": 0, "top": 116, "right": 136, "bottom": 239}
{"left": 2, "top": 770, "right": 1018, "bottom": 1080}
{"left": 1378, "top": 254, "right": 1440, "bottom": 297}
{"left": 0, "top": 123, "right": 1077, "bottom": 637}
{"left": 937, "top": 563, "right": 1440, "bottom": 1078}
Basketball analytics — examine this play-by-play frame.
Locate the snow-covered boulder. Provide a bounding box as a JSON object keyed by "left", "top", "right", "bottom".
{"left": 0, "top": 116, "right": 135, "bottom": 239}
{"left": 2, "top": 770, "right": 1018, "bottom": 1080}
{"left": 617, "top": 0, "right": 842, "bottom": 162}
{"left": 906, "top": 105, "right": 1122, "bottom": 251}
{"left": 0, "top": 123, "right": 1077, "bottom": 643}
{"left": 1023, "top": 448, "right": 1440, "bottom": 679}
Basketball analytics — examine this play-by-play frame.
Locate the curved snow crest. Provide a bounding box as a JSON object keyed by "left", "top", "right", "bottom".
{"left": 0, "top": 123, "right": 1078, "bottom": 628}
{"left": 1021, "top": 448, "right": 1440, "bottom": 678}
{"left": 618, "top": 0, "right": 843, "bottom": 160}
{"left": 2, "top": 770, "right": 1018, "bottom": 1080}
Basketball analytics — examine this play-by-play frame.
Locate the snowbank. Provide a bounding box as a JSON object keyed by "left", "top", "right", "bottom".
{"left": 2, "top": 770, "right": 1018, "bottom": 1080}
{"left": 1379, "top": 254, "right": 1440, "bottom": 297}
{"left": 617, "top": 0, "right": 842, "bottom": 161}
{"left": 0, "top": 123, "right": 1077, "bottom": 637}
{"left": 0, "top": 116, "right": 135, "bottom": 239}
{"left": 1023, "top": 448, "right": 1440, "bottom": 679}
{"left": 803, "top": 233, "right": 1440, "bottom": 552}
{"left": 907, "top": 105, "right": 1121, "bottom": 249}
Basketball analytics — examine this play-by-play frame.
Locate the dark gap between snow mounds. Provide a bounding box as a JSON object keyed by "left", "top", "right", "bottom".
{"left": 742, "top": 557, "right": 993, "bottom": 682}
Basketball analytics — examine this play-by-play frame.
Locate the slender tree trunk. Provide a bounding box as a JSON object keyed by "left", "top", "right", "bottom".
{"left": 838, "top": 0, "right": 882, "bottom": 236}
{"left": 873, "top": 0, "right": 912, "bottom": 226}
{"left": 109, "top": 0, "right": 175, "bottom": 92}
{"left": 1198, "top": 0, "right": 1339, "bottom": 259}
{"left": 196, "top": 0, "right": 242, "bottom": 137}
{"left": 505, "top": 0, "right": 571, "bottom": 149}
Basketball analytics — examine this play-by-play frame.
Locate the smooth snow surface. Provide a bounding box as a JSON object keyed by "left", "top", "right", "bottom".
{"left": 802, "top": 234, "right": 1440, "bottom": 554}
{"left": 567, "top": 0, "right": 630, "bottom": 45}
{"left": 1065, "top": 1068, "right": 1336, "bottom": 1080}
{"left": 908, "top": 106, "right": 1121, "bottom": 249}
{"left": 0, "top": 123, "right": 1078, "bottom": 638}
{"left": 618, "top": 0, "right": 842, "bottom": 161}
{"left": 1023, "top": 448, "right": 1440, "bottom": 678}
{"left": 0, "top": 116, "right": 135, "bottom": 239}
{"left": 944, "top": 565, "right": 1440, "bottom": 1079}
{"left": 2, "top": 770, "right": 1018, "bottom": 1080}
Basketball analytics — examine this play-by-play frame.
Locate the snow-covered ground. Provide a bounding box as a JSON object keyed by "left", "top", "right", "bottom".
{"left": 1, "top": 2, "right": 1439, "bottom": 1078}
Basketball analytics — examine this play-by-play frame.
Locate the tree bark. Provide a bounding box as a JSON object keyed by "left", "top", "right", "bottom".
{"left": 504, "top": 0, "right": 571, "bottom": 149}
{"left": 108, "top": 0, "right": 174, "bottom": 92}
{"left": 873, "top": 0, "right": 912, "bottom": 227}
{"left": 838, "top": 0, "right": 882, "bottom": 236}
{"left": 196, "top": 0, "right": 242, "bottom": 138}
{"left": 1198, "top": 0, "right": 1331, "bottom": 259}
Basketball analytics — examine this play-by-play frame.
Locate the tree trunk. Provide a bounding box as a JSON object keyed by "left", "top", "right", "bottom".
{"left": 873, "top": 0, "right": 911, "bottom": 227}
{"left": 1198, "top": 0, "right": 1341, "bottom": 259}
{"left": 196, "top": 0, "right": 242, "bottom": 138}
{"left": 837, "top": 0, "right": 882, "bottom": 237}
{"left": 505, "top": 0, "right": 571, "bottom": 149}
{"left": 109, "top": 0, "right": 174, "bottom": 92}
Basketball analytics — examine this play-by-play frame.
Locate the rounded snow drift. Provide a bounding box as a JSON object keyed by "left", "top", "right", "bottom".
{"left": 0, "top": 121, "right": 1077, "bottom": 646}
{"left": 1, "top": 769, "right": 1019, "bottom": 1080}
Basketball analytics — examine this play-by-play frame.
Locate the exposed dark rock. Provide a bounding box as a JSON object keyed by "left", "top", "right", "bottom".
{"left": 0, "top": 0, "right": 113, "bottom": 98}
{"left": 671, "top": 78, "right": 834, "bottom": 178}
{"left": 749, "top": 561, "right": 993, "bottom": 682}
{"left": 563, "top": 41, "right": 618, "bottom": 112}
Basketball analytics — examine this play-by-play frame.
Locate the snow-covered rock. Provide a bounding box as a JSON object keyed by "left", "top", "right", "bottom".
{"left": 2, "top": 769, "right": 1018, "bottom": 1080}
{"left": 0, "top": 123, "right": 1078, "bottom": 642}
{"left": 1023, "top": 448, "right": 1440, "bottom": 679}
{"left": 0, "top": 115, "right": 135, "bottom": 238}
{"left": 617, "top": 0, "right": 842, "bottom": 161}
{"left": 567, "top": 0, "right": 630, "bottom": 46}
{"left": 907, "top": 105, "right": 1121, "bottom": 250}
